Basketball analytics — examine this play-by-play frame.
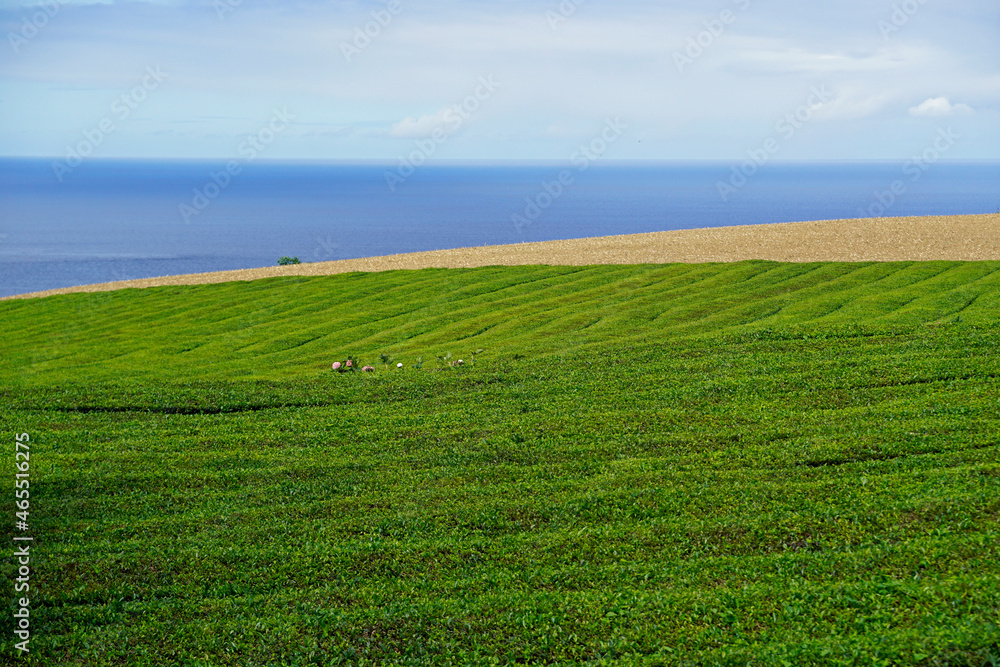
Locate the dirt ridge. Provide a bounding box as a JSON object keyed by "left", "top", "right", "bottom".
{"left": 5, "top": 214, "right": 998, "bottom": 300}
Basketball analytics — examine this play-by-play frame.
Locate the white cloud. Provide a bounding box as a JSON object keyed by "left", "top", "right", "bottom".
{"left": 544, "top": 121, "right": 594, "bottom": 138}
{"left": 812, "top": 85, "right": 895, "bottom": 121}
{"left": 908, "top": 96, "right": 974, "bottom": 117}
{"left": 387, "top": 107, "right": 459, "bottom": 139}
{"left": 726, "top": 47, "right": 912, "bottom": 75}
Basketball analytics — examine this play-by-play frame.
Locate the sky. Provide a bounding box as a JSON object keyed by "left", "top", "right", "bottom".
{"left": 0, "top": 0, "right": 998, "bottom": 162}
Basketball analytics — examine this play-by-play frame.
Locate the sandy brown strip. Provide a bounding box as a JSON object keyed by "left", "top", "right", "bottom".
{"left": 5, "top": 214, "right": 998, "bottom": 301}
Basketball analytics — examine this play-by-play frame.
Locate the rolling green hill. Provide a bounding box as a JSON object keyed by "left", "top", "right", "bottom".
{"left": 4, "top": 261, "right": 1000, "bottom": 384}
{"left": 2, "top": 261, "right": 999, "bottom": 665}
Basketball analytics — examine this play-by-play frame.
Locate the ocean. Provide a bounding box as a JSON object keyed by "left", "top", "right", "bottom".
{"left": 1, "top": 158, "right": 998, "bottom": 298}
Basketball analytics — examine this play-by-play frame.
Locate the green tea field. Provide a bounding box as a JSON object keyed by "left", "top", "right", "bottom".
{"left": 2, "top": 261, "right": 999, "bottom": 665}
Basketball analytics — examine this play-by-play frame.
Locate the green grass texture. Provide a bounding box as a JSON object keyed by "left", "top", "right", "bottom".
{"left": 2, "top": 261, "right": 999, "bottom": 665}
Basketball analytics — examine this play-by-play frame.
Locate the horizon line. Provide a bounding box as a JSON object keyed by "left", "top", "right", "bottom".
{"left": 3, "top": 156, "right": 1000, "bottom": 166}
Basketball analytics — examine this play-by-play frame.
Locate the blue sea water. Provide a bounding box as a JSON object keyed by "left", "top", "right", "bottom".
{"left": 1, "top": 158, "right": 998, "bottom": 298}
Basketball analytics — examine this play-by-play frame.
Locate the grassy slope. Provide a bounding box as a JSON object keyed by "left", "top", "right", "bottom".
{"left": 4, "top": 261, "right": 1000, "bottom": 383}
{"left": 1, "top": 261, "right": 999, "bottom": 666}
